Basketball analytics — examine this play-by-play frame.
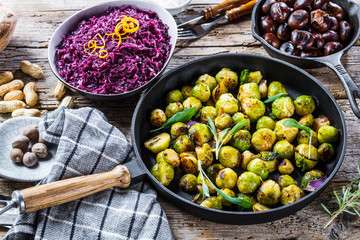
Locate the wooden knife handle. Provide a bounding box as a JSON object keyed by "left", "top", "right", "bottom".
{"left": 202, "top": 0, "right": 250, "bottom": 20}
{"left": 19, "top": 165, "right": 131, "bottom": 213}
{"left": 226, "top": 0, "right": 258, "bottom": 22}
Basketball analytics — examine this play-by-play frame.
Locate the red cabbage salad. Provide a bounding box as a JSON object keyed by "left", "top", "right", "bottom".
{"left": 55, "top": 5, "right": 172, "bottom": 94}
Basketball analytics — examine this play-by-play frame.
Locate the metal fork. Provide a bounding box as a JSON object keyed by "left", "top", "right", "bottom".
{"left": 177, "top": 15, "right": 229, "bottom": 40}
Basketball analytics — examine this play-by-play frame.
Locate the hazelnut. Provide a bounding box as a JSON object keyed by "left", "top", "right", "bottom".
{"left": 12, "top": 135, "right": 30, "bottom": 150}
{"left": 10, "top": 148, "right": 24, "bottom": 163}
{"left": 31, "top": 143, "right": 48, "bottom": 158}
{"left": 23, "top": 152, "right": 38, "bottom": 167}
{"left": 23, "top": 124, "right": 39, "bottom": 141}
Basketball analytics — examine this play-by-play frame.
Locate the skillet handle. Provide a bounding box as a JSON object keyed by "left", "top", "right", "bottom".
{"left": 323, "top": 56, "right": 360, "bottom": 119}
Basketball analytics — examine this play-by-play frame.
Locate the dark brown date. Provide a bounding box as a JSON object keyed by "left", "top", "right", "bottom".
{"left": 339, "top": 20, "right": 352, "bottom": 42}
{"left": 263, "top": 33, "right": 280, "bottom": 48}
{"left": 323, "top": 41, "right": 343, "bottom": 56}
{"left": 288, "top": 10, "right": 309, "bottom": 29}
{"left": 291, "top": 29, "right": 314, "bottom": 50}
{"left": 270, "top": 2, "right": 290, "bottom": 23}
{"left": 328, "top": 16, "right": 339, "bottom": 31}
{"left": 277, "top": 23, "right": 292, "bottom": 41}
{"left": 310, "top": 9, "right": 330, "bottom": 32}
{"left": 260, "top": 15, "right": 278, "bottom": 33}
{"left": 294, "top": 0, "right": 312, "bottom": 10}
{"left": 322, "top": 30, "right": 339, "bottom": 42}
{"left": 262, "top": 0, "right": 277, "bottom": 15}
{"left": 312, "top": 0, "right": 329, "bottom": 10}
{"left": 300, "top": 48, "right": 323, "bottom": 57}
{"left": 328, "top": 2, "right": 345, "bottom": 21}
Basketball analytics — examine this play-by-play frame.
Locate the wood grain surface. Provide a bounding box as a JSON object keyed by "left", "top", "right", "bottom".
{"left": 0, "top": 0, "right": 360, "bottom": 239}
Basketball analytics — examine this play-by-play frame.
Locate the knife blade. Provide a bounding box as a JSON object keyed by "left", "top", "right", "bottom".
{"left": 177, "top": 0, "right": 250, "bottom": 27}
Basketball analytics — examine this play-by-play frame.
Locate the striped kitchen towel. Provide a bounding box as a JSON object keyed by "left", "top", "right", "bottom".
{"left": 4, "top": 107, "right": 173, "bottom": 240}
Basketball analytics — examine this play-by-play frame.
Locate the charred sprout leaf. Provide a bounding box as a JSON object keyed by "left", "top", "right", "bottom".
{"left": 240, "top": 69, "right": 249, "bottom": 85}
{"left": 198, "top": 159, "right": 252, "bottom": 208}
{"left": 322, "top": 160, "right": 360, "bottom": 229}
{"left": 198, "top": 159, "right": 210, "bottom": 200}
{"left": 264, "top": 93, "right": 288, "bottom": 103}
{"left": 150, "top": 107, "right": 196, "bottom": 132}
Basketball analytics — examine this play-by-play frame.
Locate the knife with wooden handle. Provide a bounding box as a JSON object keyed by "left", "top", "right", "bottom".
{"left": 177, "top": 0, "right": 250, "bottom": 27}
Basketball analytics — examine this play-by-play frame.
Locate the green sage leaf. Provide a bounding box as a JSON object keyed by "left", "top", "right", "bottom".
{"left": 197, "top": 159, "right": 210, "bottom": 200}
{"left": 264, "top": 93, "right": 288, "bottom": 103}
{"left": 240, "top": 69, "right": 249, "bottom": 85}
{"left": 150, "top": 107, "right": 196, "bottom": 132}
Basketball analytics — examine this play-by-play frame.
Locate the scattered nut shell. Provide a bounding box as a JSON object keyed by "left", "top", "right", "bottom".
{"left": 12, "top": 135, "right": 30, "bottom": 150}
{"left": 11, "top": 108, "right": 41, "bottom": 118}
{"left": 10, "top": 148, "right": 23, "bottom": 163}
{"left": 20, "top": 60, "right": 43, "bottom": 79}
{"left": 60, "top": 96, "right": 74, "bottom": 108}
{"left": 23, "top": 152, "right": 37, "bottom": 167}
{"left": 23, "top": 124, "right": 39, "bottom": 141}
{"left": 0, "top": 71, "right": 13, "bottom": 85}
{"left": 31, "top": 142, "right": 48, "bottom": 158}
{"left": 4, "top": 90, "right": 25, "bottom": 101}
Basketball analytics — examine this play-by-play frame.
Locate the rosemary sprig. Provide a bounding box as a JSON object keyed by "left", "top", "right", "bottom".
{"left": 207, "top": 117, "right": 247, "bottom": 160}
{"left": 322, "top": 160, "right": 360, "bottom": 229}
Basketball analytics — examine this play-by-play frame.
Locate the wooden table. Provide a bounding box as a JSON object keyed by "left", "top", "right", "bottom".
{"left": 0, "top": 0, "right": 360, "bottom": 239}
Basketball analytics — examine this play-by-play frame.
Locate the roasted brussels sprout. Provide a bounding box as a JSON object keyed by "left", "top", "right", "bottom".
{"left": 295, "top": 144, "right": 319, "bottom": 171}
{"left": 230, "top": 129, "right": 251, "bottom": 152}
{"left": 247, "top": 158, "right": 269, "bottom": 180}
{"left": 180, "top": 152, "right": 198, "bottom": 175}
{"left": 253, "top": 203, "right": 270, "bottom": 212}
{"left": 264, "top": 158, "right": 279, "bottom": 173}
{"left": 274, "top": 118, "right": 299, "bottom": 142}
{"left": 156, "top": 151, "right": 165, "bottom": 163}
{"left": 278, "top": 159, "right": 295, "bottom": 175}
{"left": 219, "top": 146, "right": 241, "bottom": 168}
{"left": 188, "top": 123, "right": 212, "bottom": 145}
{"left": 205, "top": 98, "right": 216, "bottom": 107}
{"left": 151, "top": 161, "right": 175, "bottom": 186}
{"left": 247, "top": 71, "right": 263, "bottom": 84}
{"left": 163, "top": 148, "right": 180, "bottom": 167}
{"left": 257, "top": 180, "right": 281, "bottom": 206}
{"left": 170, "top": 122, "right": 188, "bottom": 139}
{"left": 273, "top": 140, "right": 295, "bottom": 159}
{"left": 144, "top": 133, "right": 171, "bottom": 153}
{"left": 313, "top": 115, "right": 330, "bottom": 132}
{"left": 256, "top": 116, "right": 276, "bottom": 130}
{"left": 241, "top": 98, "right": 266, "bottom": 123}
{"left": 183, "top": 96, "right": 202, "bottom": 113}
{"left": 216, "top": 93, "right": 240, "bottom": 115}
{"left": 197, "top": 174, "right": 217, "bottom": 194}
{"left": 297, "top": 129, "right": 318, "bottom": 146}
{"left": 299, "top": 113, "right": 314, "bottom": 128}
{"left": 215, "top": 113, "right": 233, "bottom": 130}
{"left": 318, "top": 126, "right": 339, "bottom": 144}
{"left": 267, "top": 81, "right": 287, "bottom": 98}
{"left": 196, "top": 74, "right": 217, "bottom": 91}
{"left": 237, "top": 82, "right": 261, "bottom": 102}
{"left": 277, "top": 175, "right": 297, "bottom": 189}
{"left": 173, "top": 135, "right": 195, "bottom": 153}
{"left": 215, "top": 68, "right": 238, "bottom": 90}
{"left": 166, "top": 90, "right": 184, "bottom": 104}
{"left": 237, "top": 172, "right": 261, "bottom": 194}
{"left": 195, "top": 143, "right": 214, "bottom": 170}
{"left": 150, "top": 109, "right": 167, "bottom": 127}
{"left": 200, "top": 106, "right": 217, "bottom": 123}
{"left": 191, "top": 83, "right": 211, "bottom": 102}
{"left": 251, "top": 128, "right": 277, "bottom": 152}
{"left": 232, "top": 112, "right": 251, "bottom": 131}
{"left": 182, "top": 85, "right": 192, "bottom": 99}
{"left": 216, "top": 168, "right": 238, "bottom": 189}
{"left": 259, "top": 79, "right": 268, "bottom": 98}
{"left": 272, "top": 96, "right": 295, "bottom": 119}
{"left": 179, "top": 174, "right": 197, "bottom": 192}
{"left": 212, "top": 83, "right": 228, "bottom": 102}
{"left": 294, "top": 95, "right": 316, "bottom": 116}
{"left": 217, "top": 188, "right": 236, "bottom": 207}
{"left": 206, "top": 164, "right": 225, "bottom": 183}
{"left": 318, "top": 143, "right": 335, "bottom": 162}
{"left": 165, "top": 102, "right": 184, "bottom": 118}
{"left": 241, "top": 150, "right": 254, "bottom": 170}
{"left": 200, "top": 196, "right": 222, "bottom": 210}
{"left": 301, "top": 169, "right": 324, "bottom": 188}
{"left": 281, "top": 185, "right": 305, "bottom": 205}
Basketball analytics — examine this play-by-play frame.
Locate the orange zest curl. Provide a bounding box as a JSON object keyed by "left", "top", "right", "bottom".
{"left": 84, "top": 15, "right": 139, "bottom": 59}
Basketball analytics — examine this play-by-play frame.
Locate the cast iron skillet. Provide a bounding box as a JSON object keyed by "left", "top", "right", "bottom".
{"left": 129, "top": 53, "right": 346, "bottom": 225}
{"left": 251, "top": 0, "right": 360, "bottom": 118}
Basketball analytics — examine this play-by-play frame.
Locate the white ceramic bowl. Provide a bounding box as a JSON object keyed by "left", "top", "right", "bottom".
{"left": 166, "top": 0, "right": 192, "bottom": 15}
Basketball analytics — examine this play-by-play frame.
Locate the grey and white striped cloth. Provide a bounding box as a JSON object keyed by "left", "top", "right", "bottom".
{"left": 4, "top": 107, "right": 173, "bottom": 240}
